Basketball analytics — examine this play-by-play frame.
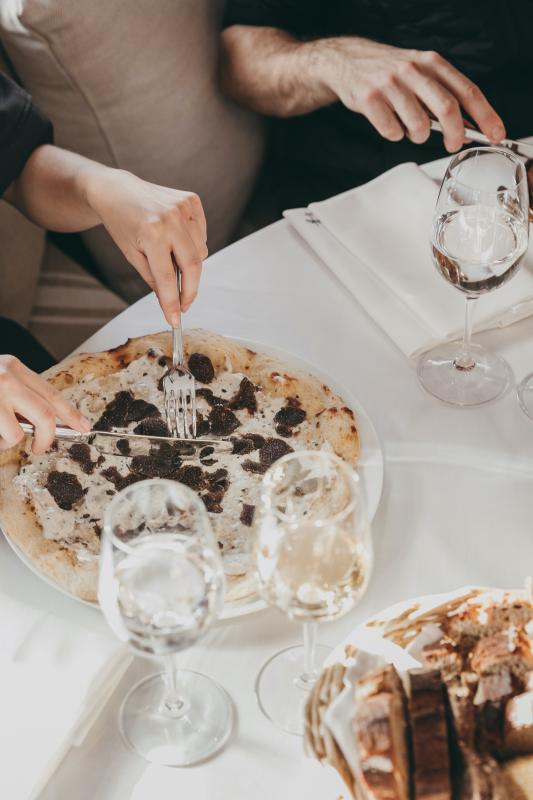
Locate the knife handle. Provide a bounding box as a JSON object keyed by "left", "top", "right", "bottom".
{"left": 19, "top": 421, "right": 85, "bottom": 442}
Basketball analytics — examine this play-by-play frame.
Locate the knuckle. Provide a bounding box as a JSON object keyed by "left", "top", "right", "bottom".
{"left": 438, "top": 97, "right": 459, "bottom": 117}
{"left": 0, "top": 354, "right": 19, "bottom": 372}
{"left": 464, "top": 82, "right": 481, "bottom": 102}
{"left": 167, "top": 206, "right": 183, "bottom": 222}
{"left": 0, "top": 369, "right": 13, "bottom": 388}
{"left": 380, "top": 72, "right": 398, "bottom": 91}
{"left": 157, "top": 271, "right": 178, "bottom": 287}
{"left": 39, "top": 406, "right": 56, "bottom": 425}
{"left": 398, "top": 60, "right": 417, "bottom": 78}
{"left": 362, "top": 87, "right": 382, "bottom": 106}
{"left": 188, "top": 192, "right": 202, "bottom": 208}
{"left": 411, "top": 118, "right": 429, "bottom": 138}
{"left": 422, "top": 49, "right": 442, "bottom": 65}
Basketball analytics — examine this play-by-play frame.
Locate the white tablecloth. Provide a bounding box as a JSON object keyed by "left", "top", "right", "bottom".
{"left": 3, "top": 159, "right": 533, "bottom": 799}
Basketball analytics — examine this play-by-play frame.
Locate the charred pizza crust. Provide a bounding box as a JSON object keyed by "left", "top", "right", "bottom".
{"left": 0, "top": 330, "right": 359, "bottom": 605}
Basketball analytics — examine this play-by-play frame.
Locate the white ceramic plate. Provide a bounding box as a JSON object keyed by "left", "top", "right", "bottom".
{"left": 1, "top": 338, "right": 384, "bottom": 620}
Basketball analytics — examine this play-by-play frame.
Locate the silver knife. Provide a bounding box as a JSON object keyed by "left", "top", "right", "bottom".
{"left": 19, "top": 422, "right": 233, "bottom": 458}
{"left": 430, "top": 120, "right": 533, "bottom": 160}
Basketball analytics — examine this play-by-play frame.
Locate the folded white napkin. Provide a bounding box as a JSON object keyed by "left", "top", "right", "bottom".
{"left": 0, "top": 591, "right": 131, "bottom": 800}
{"left": 284, "top": 163, "right": 533, "bottom": 358}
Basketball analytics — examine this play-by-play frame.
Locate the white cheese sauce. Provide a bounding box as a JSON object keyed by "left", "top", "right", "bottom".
{"left": 16, "top": 348, "right": 325, "bottom": 575}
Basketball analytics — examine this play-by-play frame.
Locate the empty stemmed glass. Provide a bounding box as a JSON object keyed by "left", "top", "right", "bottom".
{"left": 418, "top": 146, "right": 529, "bottom": 407}
{"left": 253, "top": 450, "right": 372, "bottom": 736}
{"left": 99, "top": 478, "right": 232, "bottom": 766}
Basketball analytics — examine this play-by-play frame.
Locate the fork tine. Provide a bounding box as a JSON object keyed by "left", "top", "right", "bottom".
{"left": 181, "top": 389, "right": 189, "bottom": 440}
{"left": 179, "top": 388, "right": 188, "bottom": 439}
{"left": 190, "top": 390, "right": 197, "bottom": 438}
{"left": 175, "top": 389, "right": 183, "bottom": 439}
{"left": 181, "top": 389, "right": 191, "bottom": 439}
{"left": 184, "top": 390, "right": 195, "bottom": 439}
{"left": 167, "top": 390, "right": 177, "bottom": 438}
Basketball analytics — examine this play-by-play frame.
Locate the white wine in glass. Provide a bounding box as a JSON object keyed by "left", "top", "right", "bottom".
{"left": 99, "top": 478, "right": 232, "bottom": 767}
{"left": 418, "top": 146, "right": 529, "bottom": 407}
{"left": 254, "top": 450, "right": 372, "bottom": 736}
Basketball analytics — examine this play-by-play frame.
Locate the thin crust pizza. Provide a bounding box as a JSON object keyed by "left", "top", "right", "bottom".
{"left": 0, "top": 330, "right": 359, "bottom": 605}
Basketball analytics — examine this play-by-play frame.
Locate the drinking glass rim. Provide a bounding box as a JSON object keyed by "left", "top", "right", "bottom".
{"left": 103, "top": 477, "right": 208, "bottom": 553}
{"left": 260, "top": 449, "right": 362, "bottom": 526}
{"left": 446, "top": 146, "right": 528, "bottom": 193}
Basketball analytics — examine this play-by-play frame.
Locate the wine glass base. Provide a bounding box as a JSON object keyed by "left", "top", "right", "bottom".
{"left": 119, "top": 669, "right": 233, "bottom": 766}
{"left": 517, "top": 373, "right": 533, "bottom": 420}
{"left": 255, "top": 644, "right": 331, "bottom": 736}
{"left": 417, "top": 341, "right": 512, "bottom": 407}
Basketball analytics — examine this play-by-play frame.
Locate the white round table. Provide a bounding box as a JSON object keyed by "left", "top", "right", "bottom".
{"left": 5, "top": 161, "right": 533, "bottom": 799}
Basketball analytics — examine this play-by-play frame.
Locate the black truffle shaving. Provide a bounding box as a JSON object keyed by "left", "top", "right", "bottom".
{"left": 101, "top": 467, "right": 143, "bottom": 492}
{"left": 208, "top": 406, "right": 241, "bottom": 436}
{"left": 241, "top": 460, "right": 269, "bottom": 475}
{"left": 94, "top": 390, "right": 161, "bottom": 431}
{"left": 273, "top": 406, "right": 306, "bottom": 428}
{"left": 133, "top": 417, "right": 170, "bottom": 437}
{"left": 68, "top": 443, "right": 96, "bottom": 474}
{"left": 188, "top": 353, "right": 215, "bottom": 384}
{"left": 240, "top": 503, "right": 255, "bottom": 527}
{"left": 46, "top": 470, "right": 85, "bottom": 510}
{"left": 259, "top": 438, "right": 294, "bottom": 465}
{"left": 229, "top": 377, "right": 257, "bottom": 413}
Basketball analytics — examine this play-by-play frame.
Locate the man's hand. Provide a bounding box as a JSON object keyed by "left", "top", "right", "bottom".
{"left": 0, "top": 356, "right": 90, "bottom": 454}
{"left": 322, "top": 38, "right": 505, "bottom": 153}
{"left": 221, "top": 27, "right": 505, "bottom": 153}
{"left": 83, "top": 168, "right": 208, "bottom": 326}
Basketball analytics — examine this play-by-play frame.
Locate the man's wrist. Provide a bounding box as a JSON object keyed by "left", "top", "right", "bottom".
{"left": 303, "top": 37, "right": 345, "bottom": 103}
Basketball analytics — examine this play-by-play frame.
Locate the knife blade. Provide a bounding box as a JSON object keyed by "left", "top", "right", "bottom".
{"left": 18, "top": 422, "right": 233, "bottom": 458}
{"left": 430, "top": 120, "right": 533, "bottom": 160}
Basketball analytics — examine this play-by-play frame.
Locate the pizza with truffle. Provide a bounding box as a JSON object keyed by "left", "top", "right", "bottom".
{"left": 0, "top": 330, "right": 359, "bottom": 606}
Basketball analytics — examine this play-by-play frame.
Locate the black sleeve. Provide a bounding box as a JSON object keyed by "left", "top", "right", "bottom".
{"left": 0, "top": 73, "right": 53, "bottom": 196}
{"left": 223, "top": 0, "right": 320, "bottom": 33}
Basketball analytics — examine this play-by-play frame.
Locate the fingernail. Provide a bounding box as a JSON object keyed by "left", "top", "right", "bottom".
{"left": 492, "top": 126, "right": 505, "bottom": 142}
{"left": 171, "top": 312, "right": 181, "bottom": 326}
{"left": 80, "top": 417, "right": 91, "bottom": 432}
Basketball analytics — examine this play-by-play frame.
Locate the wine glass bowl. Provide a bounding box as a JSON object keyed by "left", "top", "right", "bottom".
{"left": 418, "top": 147, "right": 529, "bottom": 407}
{"left": 99, "top": 478, "right": 232, "bottom": 766}
{"left": 253, "top": 451, "right": 372, "bottom": 736}
{"left": 256, "top": 452, "right": 371, "bottom": 623}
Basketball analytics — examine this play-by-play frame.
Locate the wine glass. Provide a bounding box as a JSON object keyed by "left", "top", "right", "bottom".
{"left": 99, "top": 478, "right": 233, "bottom": 766}
{"left": 418, "top": 146, "right": 529, "bottom": 406}
{"left": 253, "top": 450, "right": 372, "bottom": 736}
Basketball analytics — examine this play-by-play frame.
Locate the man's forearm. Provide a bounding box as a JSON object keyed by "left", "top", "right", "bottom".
{"left": 5, "top": 144, "right": 108, "bottom": 232}
{"left": 221, "top": 25, "right": 340, "bottom": 117}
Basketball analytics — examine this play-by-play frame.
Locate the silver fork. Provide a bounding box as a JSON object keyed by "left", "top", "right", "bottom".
{"left": 162, "top": 277, "right": 197, "bottom": 439}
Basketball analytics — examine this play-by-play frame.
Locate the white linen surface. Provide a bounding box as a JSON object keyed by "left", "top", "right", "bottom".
{"left": 0, "top": 591, "right": 130, "bottom": 800}
{"left": 284, "top": 163, "right": 533, "bottom": 358}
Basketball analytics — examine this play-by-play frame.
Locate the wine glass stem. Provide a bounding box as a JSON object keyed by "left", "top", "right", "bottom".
{"left": 455, "top": 296, "right": 477, "bottom": 371}
{"left": 162, "top": 654, "right": 186, "bottom": 718}
{"left": 301, "top": 620, "right": 319, "bottom": 684}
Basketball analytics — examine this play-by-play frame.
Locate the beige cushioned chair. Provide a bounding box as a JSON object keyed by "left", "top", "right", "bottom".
{"left": 0, "top": 0, "right": 265, "bottom": 357}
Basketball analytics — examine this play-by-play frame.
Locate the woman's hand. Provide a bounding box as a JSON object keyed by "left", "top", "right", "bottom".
{"left": 83, "top": 168, "right": 208, "bottom": 326}
{"left": 7, "top": 145, "right": 208, "bottom": 326}
{"left": 0, "top": 356, "right": 90, "bottom": 454}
